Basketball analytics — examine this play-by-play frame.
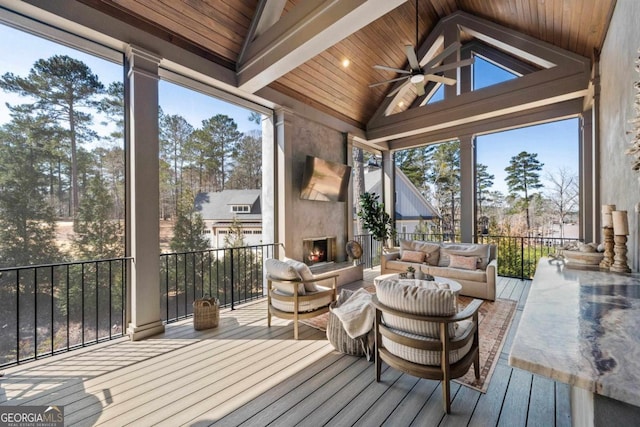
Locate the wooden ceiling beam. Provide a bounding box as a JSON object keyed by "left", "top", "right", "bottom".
{"left": 237, "top": 0, "right": 405, "bottom": 93}
{"left": 237, "top": 0, "right": 287, "bottom": 65}
{"left": 366, "top": 66, "right": 590, "bottom": 143}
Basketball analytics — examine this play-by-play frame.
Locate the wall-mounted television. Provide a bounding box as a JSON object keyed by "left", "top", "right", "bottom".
{"left": 300, "top": 155, "right": 352, "bottom": 202}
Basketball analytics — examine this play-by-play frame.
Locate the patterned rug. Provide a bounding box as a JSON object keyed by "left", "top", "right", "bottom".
{"left": 300, "top": 287, "right": 517, "bottom": 393}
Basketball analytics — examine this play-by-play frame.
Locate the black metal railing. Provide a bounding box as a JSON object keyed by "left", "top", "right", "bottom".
{"left": 159, "top": 243, "right": 280, "bottom": 324}
{"left": 357, "top": 232, "right": 579, "bottom": 279}
{"left": 0, "top": 257, "right": 130, "bottom": 368}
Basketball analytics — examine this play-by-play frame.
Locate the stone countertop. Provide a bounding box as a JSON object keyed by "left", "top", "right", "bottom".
{"left": 509, "top": 258, "right": 640, "bottom": 407}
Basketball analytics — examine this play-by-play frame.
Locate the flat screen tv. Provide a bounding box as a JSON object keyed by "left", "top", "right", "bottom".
{"left": 300, "top": 155, "right": 352, "bottom": 202}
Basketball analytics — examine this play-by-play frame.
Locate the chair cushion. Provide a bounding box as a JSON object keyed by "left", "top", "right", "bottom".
{"left": 284, "top": 258, "right": 318, "bottom": 292}
{"left": 265, "top": 259, "right": 305, "bottom": 295}
{"left": 448, "top": 254, "right": 479, "bottom": 270}
{"left": 382, "top": 320, "right": 474, "bottom": 366}
{"left": 376, "top": 279, "right": 457, "bottom": 339}
{"left": 438, "top": 243, "right": 491, "bottom": 269}
{"left": 270, "top": 286, "right": 333, "bottom": 313}
{"left": 399, "top": 239, "right": 440, "bottom": 266}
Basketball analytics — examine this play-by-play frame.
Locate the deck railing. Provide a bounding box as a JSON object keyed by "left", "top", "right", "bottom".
{"left": 0, "top": 257, "right": 130, "bottom": 368}
{"left": 355, "top": 233, "right": 579, "bottom": 279}
{"left": 159, "top": 243, "right": 280, "bottom": 323}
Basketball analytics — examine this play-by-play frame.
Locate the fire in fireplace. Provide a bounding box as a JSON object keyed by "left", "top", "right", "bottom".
{"left": 303, "top": 236, "right": 336, "bottom": 266}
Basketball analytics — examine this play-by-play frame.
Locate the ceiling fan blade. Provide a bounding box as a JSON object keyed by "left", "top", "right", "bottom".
{"left": 373, "top": 64, "right": 411, "bottom": 74}
{"left": 427, "top": 58, "right": 475, "bottom": 74}
{"left": 425, "top": 74, "right": 457, "bottom": 85}
{"left": 405, "top": 44, "right": 420, "bottom": 70}
{"left": 423, "top": 41, "right": 461, "bottom": 70}
{"left": 414, "top": 80, "right": 425, "bottom": 96}
{"left": 368, "top": 75, "right": 409, "bottom": 88}
{"left": 386, "top": 79, "right": 411, "bottom": 98}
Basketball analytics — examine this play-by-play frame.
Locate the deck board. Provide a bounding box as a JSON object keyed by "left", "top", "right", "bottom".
{"left": 0, "top": 271, "right": 570, "bottom": 427}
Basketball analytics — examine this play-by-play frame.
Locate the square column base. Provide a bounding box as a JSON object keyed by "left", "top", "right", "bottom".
{"left": 127, "top": 320, "right": 165, "bottom": 341}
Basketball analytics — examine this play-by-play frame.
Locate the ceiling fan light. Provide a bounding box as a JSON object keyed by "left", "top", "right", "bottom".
{"left": 410, "top": 74, "right": 425, "bottom": 84}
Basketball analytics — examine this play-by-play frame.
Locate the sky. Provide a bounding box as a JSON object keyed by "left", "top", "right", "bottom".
{"left": 0, "top": 23, "right": 260, "bottom": 138}
{"left": 0, "top": 21, "right": 578, "bottom": 197}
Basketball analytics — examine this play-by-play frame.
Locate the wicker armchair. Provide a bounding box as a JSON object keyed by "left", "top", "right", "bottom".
{"left": 372, "top": 284, "right": 482, "bottom": 414}
{"left": 265, "top": 258, "right": 337, "bottom": 339}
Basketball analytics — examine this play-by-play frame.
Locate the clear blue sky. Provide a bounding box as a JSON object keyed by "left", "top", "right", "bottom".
{"left": 0, "top": 23, "right": 260, "bottom": 136}
{"left": 0, "top": 21, "right": 578, "bottom": 195}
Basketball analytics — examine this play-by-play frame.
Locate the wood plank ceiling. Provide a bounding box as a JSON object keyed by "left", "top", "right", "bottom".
{"left": 76, "top": 0, "right": 615, "bottom": 129}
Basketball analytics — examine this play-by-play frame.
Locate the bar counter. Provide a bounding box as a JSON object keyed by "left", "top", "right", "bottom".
{"left": 509, "top": 258, "right": 640, "bottom": 426}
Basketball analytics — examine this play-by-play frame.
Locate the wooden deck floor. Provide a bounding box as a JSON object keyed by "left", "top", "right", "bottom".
{"left": 0, "top": 269, "right": 570, "bottom": 426}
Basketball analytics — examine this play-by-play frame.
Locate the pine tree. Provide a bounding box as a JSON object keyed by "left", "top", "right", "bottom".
{"left": 0, "top": 116, "right": 61, "bottom": 267}
{"left": 505, "top": 151, "right": 544, "bottom": 232}
{"left": 0, "top": 55, "right": 104, "bottom": 218}
{"left": 428, "top": 141, "right": 460, "bottom": 239}
{"left": 226, "top": 130, "right": 262, "bottom": 189}
{"left": 170, "top": 190, "right": 209, "bottom": 253}
{"left": 192, "top": 114, "right": 241, "bottom": 191}
{"left": 71, "top": 174, "right": 123, "bottom": 259}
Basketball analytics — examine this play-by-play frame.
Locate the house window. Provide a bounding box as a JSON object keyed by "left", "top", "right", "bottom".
{"left": 218, "top": 230, "right": 227, "bottom": 235}
{"left": 231, "top": 205, "right": 250, "bottom": 213}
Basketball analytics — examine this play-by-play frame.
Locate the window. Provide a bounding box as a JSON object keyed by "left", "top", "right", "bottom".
{"left": 0, "top": 22, "right": 125, "bottom": 266}
{"left": 218, "top": 230, "right": 228, "bottom": 235}
{"left": 231, "top": 205, "right": 250, "bottom": 213}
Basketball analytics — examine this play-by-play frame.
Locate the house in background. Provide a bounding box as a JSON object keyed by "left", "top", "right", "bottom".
{"left": 194, "top": 189, "right": 262, "bottom": 248}
{"left": 361, "top": 163, "right": 440, "bottom": 234}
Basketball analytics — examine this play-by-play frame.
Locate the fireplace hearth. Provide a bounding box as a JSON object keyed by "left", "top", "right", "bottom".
{"left": 302, "top": 236, "right": 336, "bottom": 266}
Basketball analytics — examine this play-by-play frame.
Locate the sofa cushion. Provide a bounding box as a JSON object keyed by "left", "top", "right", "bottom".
{"left": 284, "top": 258, "right": 318, "bottom": 292}
{"left": 427, "top": 266, "right": 487, "bottom": 283}
{"left": 399, "top": 239, "right": 440, "bottom": 266}
{"left": 448, "top": 254, "right": 479, "bottom": 270}
{"left": 438, "top": 243, "right": 491, "bottom": 269}
{"left": 400, "top": 250, "right": 425, "bottom": 263}
{"left": 376, "top": 278, "right": 457, "bottom": 339}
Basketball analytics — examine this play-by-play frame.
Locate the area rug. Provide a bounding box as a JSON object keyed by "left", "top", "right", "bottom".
{"left": 300, "top": 287, "right": 516, "bottom": 393}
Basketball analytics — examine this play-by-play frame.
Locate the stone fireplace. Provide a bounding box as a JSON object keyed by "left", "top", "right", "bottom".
{"left": 302, "top": 236, "right": 336, "bottom": 266}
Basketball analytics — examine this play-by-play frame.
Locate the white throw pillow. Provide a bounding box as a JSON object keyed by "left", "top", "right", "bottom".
{"left": 265, "top": 258, "right": 305, "bottom": 295}
{"left": 284, "top": 258, "right": 318, "bottom": 292}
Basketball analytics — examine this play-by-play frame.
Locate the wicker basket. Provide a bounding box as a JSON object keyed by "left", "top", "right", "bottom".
{"left": 326, "top": 301, "right": 373, "bottom": 359}
{"left": 193, "top": 298, "right": 219, "bottom": 330}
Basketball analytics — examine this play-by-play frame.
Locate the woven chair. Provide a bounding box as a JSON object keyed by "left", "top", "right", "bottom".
{"left": 372, "top": 280, "right": 482, "bottom": 414}
{"left": 265, "top": 258, "right": 338, "bottom": 339}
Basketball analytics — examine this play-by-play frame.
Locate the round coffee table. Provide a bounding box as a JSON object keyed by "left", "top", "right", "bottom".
{"left": 373, "top": 273, "right": 462, "bottom": 294}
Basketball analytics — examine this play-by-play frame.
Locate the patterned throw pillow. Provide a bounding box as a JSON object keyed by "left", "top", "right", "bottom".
{"left": 400, "top": 250, "right": 425, "bottom": 263}
{"left": 438, "top": 243, "right": 491, "bottom": 269}
{"left": 399, "top": 239, "right": 440, "bottom": 266}
{"left": 448, "top": 254, "right": 478, "bottom": 270}
{"left": 376, "top": 279, "right": 457, "bottom": 338}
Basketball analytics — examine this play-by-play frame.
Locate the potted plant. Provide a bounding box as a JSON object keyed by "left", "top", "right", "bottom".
{"left": 357, "top": 192, "right": 394, "bottom": 253}
{"left": 406, "top": 266, "right": 415, "bottom": 279}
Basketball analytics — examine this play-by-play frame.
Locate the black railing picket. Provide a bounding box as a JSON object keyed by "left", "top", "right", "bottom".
{"left": 0, "top": 257, "right": 131, "bottom": 368}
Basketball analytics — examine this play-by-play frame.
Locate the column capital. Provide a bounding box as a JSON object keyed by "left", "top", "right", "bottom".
{"left": 126, "top": 45, "right": 161, "bottom": 79}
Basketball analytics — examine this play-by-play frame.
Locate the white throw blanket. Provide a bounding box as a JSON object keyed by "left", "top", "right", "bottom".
{"left": 332, "top": 288, "right": 374, "bottom": 339}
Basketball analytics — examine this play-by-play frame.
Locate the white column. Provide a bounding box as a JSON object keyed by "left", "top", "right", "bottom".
{"left": 382, "top": 150, "right": 395, "bottom": 239}
{"left": 126, "top": 45, "right": 164, "bottom": 340}
{"left": 459, "top": 135, "right": 475, "bottom": 243}
{"left": 274, "top": 107, "right": 295, "bottom": 259}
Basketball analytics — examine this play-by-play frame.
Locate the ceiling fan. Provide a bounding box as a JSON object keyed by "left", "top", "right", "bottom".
{"left": 369, "top": 0, "right": 474, "bottom": 97}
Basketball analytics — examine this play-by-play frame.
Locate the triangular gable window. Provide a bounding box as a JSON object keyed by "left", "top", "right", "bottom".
{"left": 426, "top": 84, "right": 444, "bottom": 105}
{"left": 472, "top": 55, "right": 518, "bottom": 91}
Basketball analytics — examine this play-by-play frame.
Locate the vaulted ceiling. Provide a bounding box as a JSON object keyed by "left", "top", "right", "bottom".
{"left": 76, "top": 0, "right": 615, "bottom": 131}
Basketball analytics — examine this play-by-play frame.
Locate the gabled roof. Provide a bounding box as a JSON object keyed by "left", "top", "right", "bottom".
{"left": 364, "top": 166, "right": 440, "bottom": 220}
{"left": 194, "top": 190, "right": 261, "bottom": 222}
